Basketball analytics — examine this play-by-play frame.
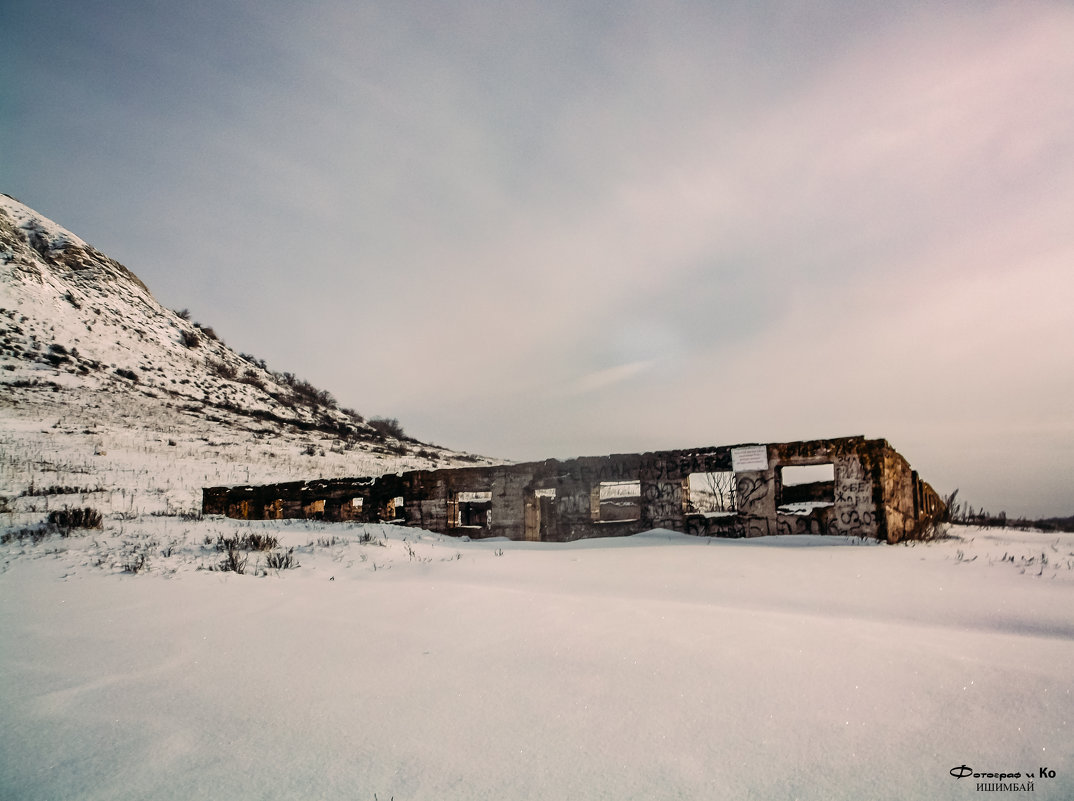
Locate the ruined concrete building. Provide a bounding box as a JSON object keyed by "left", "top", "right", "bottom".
{"left": 203, "top": 436, "right": 945, "bottom": 543}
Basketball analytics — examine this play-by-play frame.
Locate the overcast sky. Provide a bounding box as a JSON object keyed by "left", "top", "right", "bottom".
{"left": 3, "top": 0, "right": 1073, "bottom": 517}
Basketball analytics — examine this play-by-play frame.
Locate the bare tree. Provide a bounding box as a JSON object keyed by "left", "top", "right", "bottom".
{"left": 689, "top": 472, "right": 737, "bottom": 513}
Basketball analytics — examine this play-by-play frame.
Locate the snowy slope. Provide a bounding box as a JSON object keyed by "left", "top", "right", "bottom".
{"left": 0, "top": 193, "right": 492, "bottom": 516}
{"left": 0, "top": 192, "right": 415, "bottom": 440}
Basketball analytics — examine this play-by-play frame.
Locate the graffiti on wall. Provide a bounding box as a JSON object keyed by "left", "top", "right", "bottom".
{"left": 643, "top": 480, "right": 681, "bottom": 526}
{"left": 777, "top": 514, "right": 825, "bottom": 536}
{"left": 735, "top": 474, "right": 770, "bottom": 510}
{"left": 827, "top": 457, "right": 875, "bottom": 537}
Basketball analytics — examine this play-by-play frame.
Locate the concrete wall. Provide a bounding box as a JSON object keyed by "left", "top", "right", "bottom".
{"left": 203, "top": 436, "right": 945, "bottom": 543}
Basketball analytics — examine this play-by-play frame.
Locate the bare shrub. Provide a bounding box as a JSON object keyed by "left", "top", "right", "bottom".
{"left": 239, "top": 368, "right": 264, "bottom": 389}
{"left": 940, "top": 489, "right": 961, "bottom": 523}
{"left": 244, "top": 533, "right": 279, "bottom": 551}
{"left": 22, "top": 484, "right": 103, "bottom": 497}
{"left": 123, "top": 552, "right": 149, "bottom": 574}
{"left": 215, "top": 533, "right": 278, "bottom": 552}
{"left": 216, "top": 547, "right": 248, "bottom": 574}
{"left": 369, "top": 416, "right": 406, "bottom": 439}
{"left": 239, "top": 352, "right": 268, "bottom": 370}
{"left": 211, "top": 360, "right": 238, "bottom": 381}
{"left": 912, "top": 517, "right": 953, "bottom": 542}
{"left": 48, "top": 507, "right": 103, "bottom": 532}
{"left": 359, "top": 531, "right": 386, "bottom": 547}
{"left": 1, "top": 525, "right": 54, "bottom": 545}
{"left": 265, "top": 548, "right": 299, "bottom": 570}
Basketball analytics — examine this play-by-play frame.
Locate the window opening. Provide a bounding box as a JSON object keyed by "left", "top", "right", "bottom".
{"left": 778, "top": 464, "right": 835, "bottom": 514}
{"left": 685, "top": 471, "right": 737, "bottom": 516}
{"left": 390, "top": 495, "right": 405, "bottom": 522}
{"left": 456, "top": 490, "right": 493, "bottom": 527}
{"left": 594, "top": 480, "right": 641, "bottom": 522}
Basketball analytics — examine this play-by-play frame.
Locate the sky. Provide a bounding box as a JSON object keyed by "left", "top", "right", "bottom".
{"left": 2, "top": 0, "right": 1073, "bottom": 517}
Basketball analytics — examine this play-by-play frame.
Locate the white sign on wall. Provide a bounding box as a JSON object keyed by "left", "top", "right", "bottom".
{"left": 731, "top": 445, "right": 769, "bottom": 472}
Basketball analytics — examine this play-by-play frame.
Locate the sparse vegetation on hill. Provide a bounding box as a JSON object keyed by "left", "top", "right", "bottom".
{"left": 368, "top": 416, "right": 406, "bottom": 440}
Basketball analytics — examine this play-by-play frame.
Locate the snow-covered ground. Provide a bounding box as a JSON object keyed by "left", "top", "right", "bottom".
{"left": 2, "top": 513, "right": 1071, "bottom": 800}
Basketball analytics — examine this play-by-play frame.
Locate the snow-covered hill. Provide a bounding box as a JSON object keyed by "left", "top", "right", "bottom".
{"left": 0, "top": 193, "right": 493, "bottom": 517}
